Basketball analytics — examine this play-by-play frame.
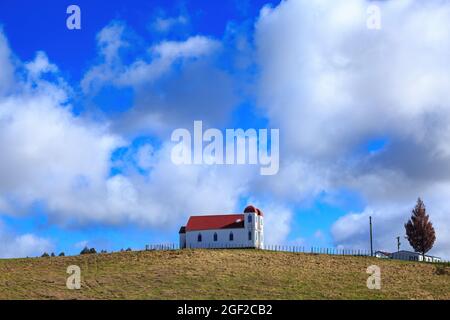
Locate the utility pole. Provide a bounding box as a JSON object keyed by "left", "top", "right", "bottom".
{"left": 396, "top": 236, "right": 401, "bottom": 252}
{"left": 369, "top": 216, "right": 373, "bottom": 256}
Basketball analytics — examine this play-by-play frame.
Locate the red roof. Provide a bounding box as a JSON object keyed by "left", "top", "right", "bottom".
{"left": 186, "top": 214, "right": 245, "bottom": 231}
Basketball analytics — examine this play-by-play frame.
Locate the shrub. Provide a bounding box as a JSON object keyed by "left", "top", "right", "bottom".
{"left": 59, "top": 252, "right": 65, "bottom": 257}
{"left": 80, "top": 247, "right": 97, "bottom": 255}
{"left": 41, "top": 252, "right": 50, "bottom": 257}
{"left": 80, "top": 246, "right": 91, "bottom": 255}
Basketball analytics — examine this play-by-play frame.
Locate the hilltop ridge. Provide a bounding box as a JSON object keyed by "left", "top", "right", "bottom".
{"left": 0, "top": 249, "right": 448, "bottom": 299}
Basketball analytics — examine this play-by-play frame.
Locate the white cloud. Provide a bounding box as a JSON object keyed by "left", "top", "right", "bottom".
{"left": 249, "top": 199, "right": 293, "bottom": 245}
{"left": 97, "top": 22, "right": 128, "bottom": 64}
{"left": 0, "top": 26, "right": 249, "bottom": 231}
{"left": 81, "top": 23, "right": 233, "bottom": 135}
{"left": 0, "top": 221, "right": 53, "bottom": 258}
{"left": 152, "top": 15, "right": 188, "bottom": 33}
{"left": 112, "top": 143, "right": 253, "bottom": 227}
{"left": 152, "top": 36, "right": 220, "bottom": 61}
{"left": 255, "top": 0, "right": 450, "bottom": 258}
{"left": 25, "top": 51, "right": 58, "bottom": 78}
{"left": 256, "top": 0, "right": 450, "bottom": 159}
{"left": 0, "top": 87, "right": 123, "bottom": 220}
{"left": 114, "top": 35, "right": 220, "bottom": 88}
{"left": 80, "top": 22, "right": 128, "bottom": 94}
{"left": 0, "top": 27, "right": 14, "bottom": 96}
{"left": 81, "top": 23, "right": 220, "bottom": 91}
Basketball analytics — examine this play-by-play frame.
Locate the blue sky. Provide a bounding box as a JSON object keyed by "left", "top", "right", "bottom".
{"left": 0, "top": 0, "right": 449, "bottom": 259}
{"left": 0, "top": 0, "right": 271, "bottom": 76}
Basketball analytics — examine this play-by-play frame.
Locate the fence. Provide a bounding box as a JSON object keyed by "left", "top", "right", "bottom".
{"left": 146, "top": 243, "right": 261, "bottom": 250}
{"left": 145, "top": 244, "right": 178, "bottom": 250}
{"left": 142, "top": 243, "right": 449, "bottom": 264}
{"left": 264, "top": 245, "right": 371, "bottom": 256}
{"left": 144, "top": 243, "right": 371, "bottom": 256}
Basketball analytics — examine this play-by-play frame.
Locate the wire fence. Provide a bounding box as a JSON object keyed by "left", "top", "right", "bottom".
{"left": 264, "top": 245, "right": 371, "bottom": 256}
{"left": 144, "top": 243, "right": 370, "bottom": 256}
{"left": 145, "top": 244, "right": 178, "bottom": 250}
{"left": 146, "top": 243, "right": 260, "bottom": 250}
{"left": 143, "top": 243, "right": 449, "bottom": 264}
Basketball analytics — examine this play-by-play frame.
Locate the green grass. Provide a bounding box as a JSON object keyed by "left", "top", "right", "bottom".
{"left": 0, "top": 249, "right": 448, "bottom": 299}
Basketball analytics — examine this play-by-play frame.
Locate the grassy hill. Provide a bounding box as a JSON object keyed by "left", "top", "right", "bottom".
{"left": 0, "top": 249, "right": 448, "bottom": 300}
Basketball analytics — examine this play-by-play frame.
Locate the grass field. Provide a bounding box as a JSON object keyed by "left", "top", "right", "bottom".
{"left": 0, "top": 249, "right": 449, "bottom": 300}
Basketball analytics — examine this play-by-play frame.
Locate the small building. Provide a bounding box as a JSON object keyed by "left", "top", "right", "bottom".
{"left": 179, "top": 205, "right": 264, "bottom": 249}
{"left": 375, "top": 251, "right": 392, "bottom": 259}
{"left": 390, "top": 250, "right": 442, "bottom": 263}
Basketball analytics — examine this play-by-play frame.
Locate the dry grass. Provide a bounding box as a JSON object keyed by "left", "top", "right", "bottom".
{"left": 0, "top": 249, "right": 448, "bottom": 300}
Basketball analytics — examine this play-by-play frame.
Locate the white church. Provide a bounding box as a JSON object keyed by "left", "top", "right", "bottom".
{"left": 179, "top": 205, "right": 264, "bottom": 249}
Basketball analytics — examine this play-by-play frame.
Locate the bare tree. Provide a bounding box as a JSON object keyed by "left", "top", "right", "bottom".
{"left": 405, "top": 198, "right": 436, "bottom": 261}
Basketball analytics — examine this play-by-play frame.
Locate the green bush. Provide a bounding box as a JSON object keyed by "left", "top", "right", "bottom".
{"left": 80, "top": 246, "right": 91, "bottom": 255}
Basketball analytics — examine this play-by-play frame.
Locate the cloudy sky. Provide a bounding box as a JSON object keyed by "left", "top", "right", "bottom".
{"left": 0, "top": 0, "right": 449, "bottom": 259}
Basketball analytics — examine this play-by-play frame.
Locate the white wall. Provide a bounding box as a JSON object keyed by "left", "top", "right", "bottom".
{"left": 391, "top": 251, "right": 441, "bottom": 263}
{"left": 256, "top": 214, "right": 264, "bottom": 249}
{"left": 245, "top": 211, "right": 264, "bottom": 249}
{"left": 185, "top": 228, "right": 255, "bottom": 249}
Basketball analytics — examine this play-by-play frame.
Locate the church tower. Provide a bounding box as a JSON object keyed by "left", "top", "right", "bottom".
{"left": 244, "top": 205, "right": 264, "bottom": 249}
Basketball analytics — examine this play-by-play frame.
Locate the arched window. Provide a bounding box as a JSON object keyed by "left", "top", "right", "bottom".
{"left": 247, "top": 214, "right": 252, "bottom": 223}
{"left": 213, "top": 233, "right": 218, "bottom": 242}
{"left": 229, "top": 232, "right": 234, "bottom": 241}
{"left": 197, "top": 233, "right": 202, "bottom": 242}
{"left": 248, "top": 231, "right": 252, "bottom": 241}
